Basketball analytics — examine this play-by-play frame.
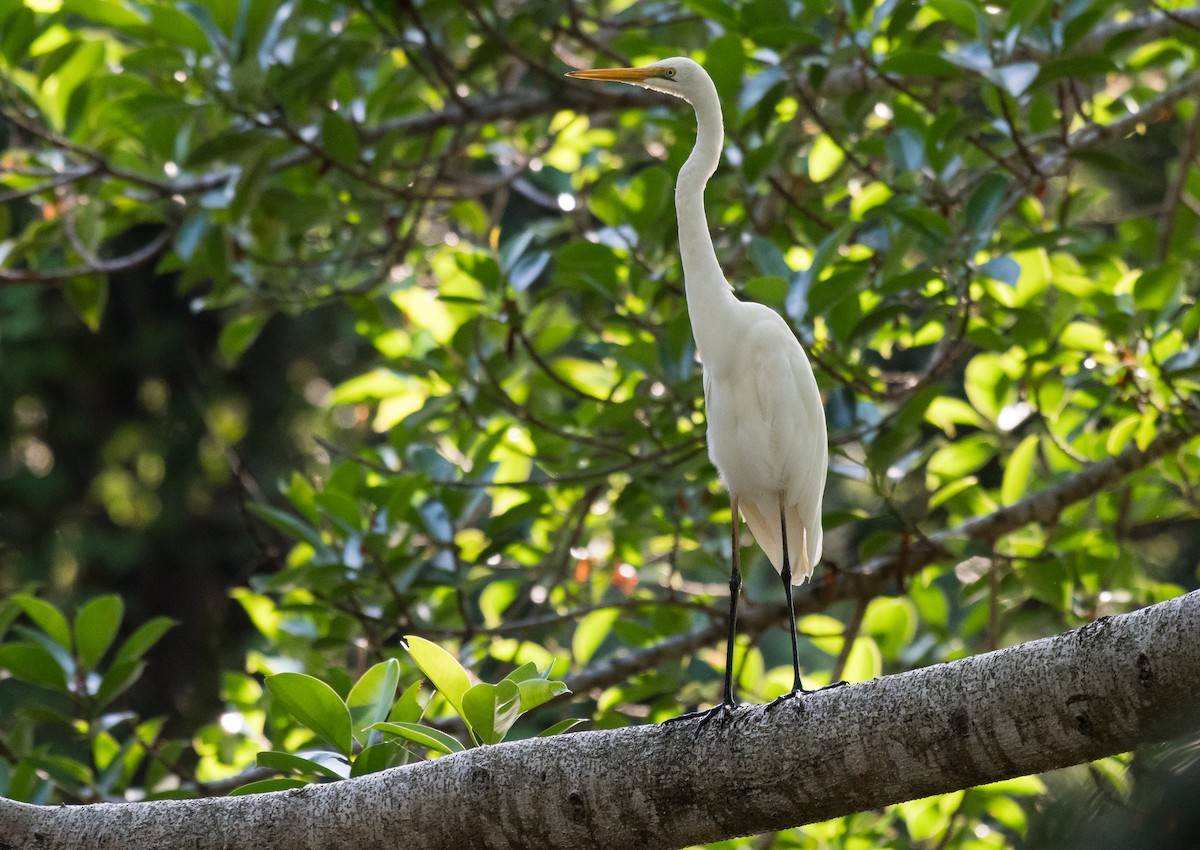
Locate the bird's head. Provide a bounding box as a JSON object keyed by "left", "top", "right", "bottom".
{"left": 566, "top": 57, "right": 707, "bottom": 104}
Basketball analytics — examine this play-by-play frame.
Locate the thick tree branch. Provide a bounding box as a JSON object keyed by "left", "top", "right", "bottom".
{"left": 1, "top": 590, "right": 1196, "bottom": 850}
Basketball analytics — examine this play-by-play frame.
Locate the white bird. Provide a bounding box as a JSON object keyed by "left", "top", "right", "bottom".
{"left": 567, "top": 58, "right": 831, "bottom": 714}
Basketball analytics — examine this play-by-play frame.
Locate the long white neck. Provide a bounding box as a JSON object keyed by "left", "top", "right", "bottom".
{"left": 675, "top": 76, "right": 735, "bottom": 361}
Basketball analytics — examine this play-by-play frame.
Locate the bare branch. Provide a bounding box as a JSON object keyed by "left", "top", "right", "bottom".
{"left": 0, "top": 227, "right": 172, "bottom": 286}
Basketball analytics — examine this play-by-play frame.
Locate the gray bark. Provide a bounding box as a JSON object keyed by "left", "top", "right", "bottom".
{"left": 1, "top": 590, "right": 1197, "bottom": 850}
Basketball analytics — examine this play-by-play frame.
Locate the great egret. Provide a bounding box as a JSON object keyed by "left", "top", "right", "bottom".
{"left": 567, "top": 58, "right": 831, "bottom": 716}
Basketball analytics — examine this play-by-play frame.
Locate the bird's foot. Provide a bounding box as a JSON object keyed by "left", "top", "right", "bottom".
{"left": 766, "top": 680, "right": 849, "bottom": 709}
{"left": 664, "top": 700, "right": 739, "bottom": 732}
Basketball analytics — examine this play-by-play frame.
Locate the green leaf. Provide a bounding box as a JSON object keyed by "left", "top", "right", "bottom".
{"left": 879, "top": 51, "right": 961, "bottom": 78}
{"left": 1059, "top": 320, "right": 1106, "bottom": 352}
{"left": 515, "top": 678, "right": 569, "bottom": 713}
{"left": 501, "top": 661, "right": 540, "bottom": 685}
{"left": 403, "top": 635, "right": 471, "bottom": 718}
{"left": 964, "top": 353, "right": 1015, "bottom": 422}
{"left": 807, "top": 134, "right": 845, "bottom": 182}
{"left": 841, "top": 637, "right": 882, "bottom": 683}
{"left": 572, "top": 608, "right": 618, "bottom": 665}
{"left": 371, "top": 721, "right": 466, "bottom": 755}
{"left": 537, "top": 718, "right": 587, "bottom": 737}
{"left": 1034, "top": 55, "right": 1116, "bottom": 86}
{"left": 63, "top": 275, "right": 108, "bottom": 331}
{"left": 681, "top": 0, "right": 736, "bottom": 28}
{"left": 255, "top": 750, "right": 346, "bottom": 780}
{"left": 928, "top": 0, "right": 978, "bottom": 35}
{"left": 704, "top": 33, "right": 745, "bottom": 105}
{"left": 348, "top": 659, "right": 401, "bottom": 745}
{"left": 1000, "top": 434, "right": 1039, "bottom": 506}
{"left": 388, "top": 680, "right": 428, "bottom": 724}
{"left": 266, "top": 673, "right": 353, "bottom": 757}
{"left": 11, "top": 595, "right": 72, "bottom": 650}
{"left": 0, "top": 642, "right": 69, "bottom": 689}
{"left": 230, "top": 778, "right": 308, "bottom": 796}
{"left": 320, "top": 111, "right": 361, "bottom": 166}
{"left": 1132, "top": 265, "right": 1180, "bottom": 313}
{"left": 246, "top": 503, "right": 329, "bottom": 552}
{"left": 74, "top": 594, "right": 124, "bottom": 670}
{"left": 461, "top": 680, "right": 521, "bottom": 745}
{"left": 61, "top": 0, "right": 150, "bottom": 29}
{"left": 862, "top": 597, "right": 918, "bottom": 659}
{"left": 145, "top": 4, "right": 212, "bottom": 52}
{"left": 350, "top": 742, "right": 399, "bottom": 777}
{"left": 95, "top": 660, "right": 145, "bottom": 708}
{"left": 112, "top": 617, "right": 177, "bottom": 668}
{"left": 219, "top": 313, "right": 268, "bottom": 365}
{"left": 965, "top": 173, "right": 1010, "bottom": 244}
{"left": 927, "top": 433, "right": 997, "bottom": 482}
{"left": 174, "top": 212, "right": 209, "bottom": 261}
{"left": 1106, "top": 414, "right": 1141, "bottom": 456}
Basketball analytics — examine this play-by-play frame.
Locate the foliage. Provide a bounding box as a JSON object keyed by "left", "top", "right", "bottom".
{"left": 2, "top": 0, "right": 1200, "bottom": 846}
{"left": 0, "top": 593, "right": 176, "bottom": 802}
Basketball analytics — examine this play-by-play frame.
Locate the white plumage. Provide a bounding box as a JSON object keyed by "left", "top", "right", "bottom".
{"left": 568, "top": 57, "right": 830, "bottom": 706}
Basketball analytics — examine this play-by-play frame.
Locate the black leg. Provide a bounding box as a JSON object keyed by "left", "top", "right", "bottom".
{"left": 721, "top": 495, "right": 742, "bottom": 707}
{"left": 778, "top": 503, "right": 805, "bottom": 694}
{"left": 666, "top": 496, "right": 741, "bottom": 727}
{"left": 769, "top": 501, "right": 848, "bottom": 709}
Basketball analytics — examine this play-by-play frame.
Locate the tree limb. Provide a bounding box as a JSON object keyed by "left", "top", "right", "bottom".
{"left": 1, "top": 590, "right": 1195, "bottom": 850}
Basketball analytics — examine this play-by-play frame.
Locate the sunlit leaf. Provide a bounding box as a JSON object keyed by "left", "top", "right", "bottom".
{"left": 461, "top": 680, "right": 521, "bottom": 745}
{"left": 404, "top": 635, "right": 472, "bottom": 718}
{"left": 371, "top": 721, "right": 466, "bottom": 756}
{"left": 266, "top": 673, "right": 353, "bottom": 757}
{"left": 348, "top": 659, "right": 401, "bottom": 745}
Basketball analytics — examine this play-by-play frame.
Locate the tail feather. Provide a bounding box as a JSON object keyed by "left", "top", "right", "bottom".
{"left": 738, "top": 494, "right": 821, "bottom": 584}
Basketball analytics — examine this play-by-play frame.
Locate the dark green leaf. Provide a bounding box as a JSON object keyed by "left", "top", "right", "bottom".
{"left": 95, "top": 660, "right": 145, "bottom": 708}
{"left": 112, "top": 617, "right": 176, "bottom": 668}
{"left": 75, "top": 594, "right": 124, "bottom": 670}
{"left": 879, "top": 51, "right": 962, "bottom": 78}
{"left": 219, "top": 313, "right": 269, "bottom": 365}
{"left": 11, "top": 595, "right": 71, "bottom": 651}
{"left": 965, "top": 174, "right": 1010, "bottom": 244}
{"left": 63, "top": 275, "right": 108, "bottom": 332}
{"left": 0, "top": 643, "right": 69, "bottom": 690}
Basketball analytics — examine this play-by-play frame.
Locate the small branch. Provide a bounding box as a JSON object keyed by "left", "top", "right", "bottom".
{"left": 0, "top": 227, "right": 173, "bottom": 285}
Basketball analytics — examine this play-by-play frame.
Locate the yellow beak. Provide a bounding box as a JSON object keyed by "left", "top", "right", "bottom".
{"left": 565, "top": 66, "right": 658, "bottom": 82}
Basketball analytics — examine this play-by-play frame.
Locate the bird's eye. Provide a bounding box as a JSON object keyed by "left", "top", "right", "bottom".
{"left": 664, "top": 68, "right": 675, "bottom": 77}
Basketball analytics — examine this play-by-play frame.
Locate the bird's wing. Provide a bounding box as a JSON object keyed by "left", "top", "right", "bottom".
{"left": 707, "top": 306, "right": 827, "bottom": 583}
